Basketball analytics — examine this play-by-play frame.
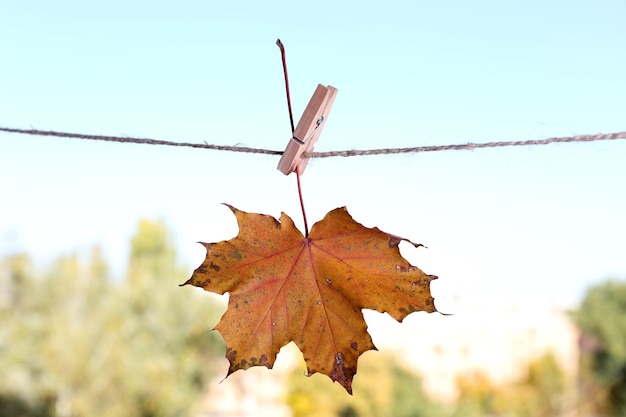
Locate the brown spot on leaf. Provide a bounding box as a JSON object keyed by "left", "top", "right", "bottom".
{"left": 351, "top": 342, "right": 358, "bottom": 351}
{"left": 259, "top": 354, "right": 269, "bottom": 367}
{"left": 395, "top": 264, "right": 419, "bottom": 273}
{"left": 388, "top": 234, "right": 403, "bottom": 248}
{"left": 225, "top": 347, "right": 237, "bottom": 361}
{"left": 329, "top": 352, "right": 356, "bottom": 395}
{"left": 209, "top": 262, "right": 220, "bottom": 271}
{"left": 388, "top": 233, "right": 425, "bottom": 249}
{"left": 225, "top": 348, "right": 243, "bottom": 375}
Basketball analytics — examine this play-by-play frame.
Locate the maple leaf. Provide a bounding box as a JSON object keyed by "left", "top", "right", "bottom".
{"left": 182, "top": 205, "right": 438, "bottom": 394}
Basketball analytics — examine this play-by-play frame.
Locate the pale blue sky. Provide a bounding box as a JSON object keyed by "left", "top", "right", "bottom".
{"left": 1, "top": 0, "right": 625, "bottom": 308}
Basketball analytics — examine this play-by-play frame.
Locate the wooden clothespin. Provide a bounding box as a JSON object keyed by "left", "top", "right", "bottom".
{"left": 277, "top": 84, "right": 337, "bottom": 175}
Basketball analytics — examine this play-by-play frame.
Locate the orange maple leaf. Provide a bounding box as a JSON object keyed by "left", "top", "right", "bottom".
{"left": 182, "top": 205, "right": 438, "bottom": 394}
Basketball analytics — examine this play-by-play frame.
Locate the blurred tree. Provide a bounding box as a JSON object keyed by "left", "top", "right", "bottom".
{"left": 0, "top": 220, "right": 224, "bottom": 417}
{"left": 453, "top": 353, "right": 567, "bottom": 417}
{"left": 0, "top": 252, "right": 32, "bottom": 309}
{"left": 108, "top": 219, "right": 225, "bottom": 417}
{"left": 452, "top": 371, "right": 496, "bottom": 417}
{"left": 286, "top": 352, "right": 446, "bottom": 417}
{"left": 575, "top": 279, "right": 626, "bottom": 416}
{"left": 387, "top": 360, "right": 446, "bottom": 417}
{"left": 493, "top": 353, "right": 567, "bottom": 417}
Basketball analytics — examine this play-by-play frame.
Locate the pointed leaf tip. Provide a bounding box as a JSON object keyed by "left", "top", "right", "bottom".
{"left": 221, "top": 203, "right": 237, "bottom": 213}
{"left": 329, "top": 352, "right": 356, "bottom": 394}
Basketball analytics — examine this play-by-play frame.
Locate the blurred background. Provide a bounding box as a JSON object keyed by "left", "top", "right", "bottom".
{"left": 1, "top": 1, "right": 625, "bottom": 416}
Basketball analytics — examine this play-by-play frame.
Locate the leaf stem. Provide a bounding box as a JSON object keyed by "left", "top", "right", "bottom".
{"left": 276, "top": 39, "right": 295, "bottom": 134}
{"left": 295, "top": 164, "right": 309, "bottom": 237}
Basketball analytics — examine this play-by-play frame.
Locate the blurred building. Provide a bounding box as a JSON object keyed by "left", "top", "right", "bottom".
{"left": 198, "top": 345, "right": 299, "bottom": 417}
{"left": 367, "top": 296, "right": 580, "bottom": 401}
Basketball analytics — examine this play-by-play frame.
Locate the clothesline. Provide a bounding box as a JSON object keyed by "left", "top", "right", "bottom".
{"left": 1, "top": 127, "right": 624, "bottom": 157}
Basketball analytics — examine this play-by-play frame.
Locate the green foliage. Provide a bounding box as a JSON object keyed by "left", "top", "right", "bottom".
{"left": 287, "top": 354, "right": 568, "bottom": 417}
{"left": 452, "top": 371, "right": 496, "bottom": 417}
{"left": 0, "top": 220, "right": 224, "bottom": 417}
{"left": 575, "top": 279, "right": 626, "bottom": 416}
{"left": 452, "top": 353, "right": 567, "bottom": 417}
{"left": 286, "top": 352, "right": 447, "bottom": 417}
